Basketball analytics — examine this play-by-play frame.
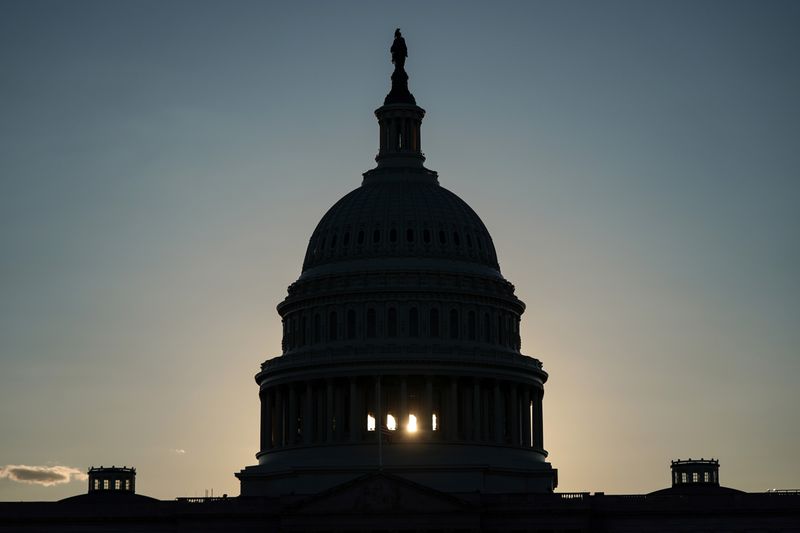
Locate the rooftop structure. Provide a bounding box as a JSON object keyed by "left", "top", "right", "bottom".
{"left": 87, "top": 466, "right": 136, "bottom": 494}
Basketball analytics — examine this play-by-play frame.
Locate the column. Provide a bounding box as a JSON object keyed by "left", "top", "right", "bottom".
{"left": 261, "top": 388, "right": 273, "bottom": 451}
{"left": 304, "top": 381, "right": 313, "bottom": 445}
{"left": 448, "top": 378, "right": 458, "bottom": 441}
{"left": 288, "top": 384, "right": 297, "bottom": 446}
{"left": 275, "top": 387, "right": 284, "bottom": 448}
{"left": 349, "top": 378, "right": 360, "bottom": 443}
{"left": 326, "top": 379, "right": 334, "bottom": 443}
{"left": 534, "top": 388, "right": 544, "bottom": 449}
{"left": 400, "top": 377, "right": 408, "bottom": 436}
{"left": 522, "top": 388, "right": 531, "bottom": 447}
{"left": 510, "top": 384, "right": 519, "bottom": 447}
{"left": 472, "top": 380, "right": 481, "bottom": 441}
{"left": 493, "top": 381, "right": 503, "bottom": 443}
{"left": 423, "top": 376, "right": 433, "bottom": 436}
{"left": 335, "top": 381, "right": 344, "bottom": 441}
{"left": 374, "top": 376, "right": 382, "bottom": 436}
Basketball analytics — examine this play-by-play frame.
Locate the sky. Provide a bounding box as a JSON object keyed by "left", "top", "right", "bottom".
{"left": 1, "top": 0, "right": 798, "bottom": 500}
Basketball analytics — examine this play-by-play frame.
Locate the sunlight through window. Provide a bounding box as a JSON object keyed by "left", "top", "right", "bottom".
{"left": 432, "top": 413, "right": 438, "bottom": 431}
{"left": 387, "top": 414, "right": 397, "bottom": 430}
{"left": 407, "top": 414, "right": 418, "bottom": 433}
{"left": 367, "top": 414, "right": 376, "bottom": 431}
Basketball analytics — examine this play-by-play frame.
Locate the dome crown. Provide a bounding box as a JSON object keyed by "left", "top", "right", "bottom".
{"left": 301, "top": 179, "right": 500, "bottom": 274}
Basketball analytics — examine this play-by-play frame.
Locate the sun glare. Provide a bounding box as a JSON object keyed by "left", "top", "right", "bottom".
{"left": 407, "top": 414, "right": 418, "bottom": 433}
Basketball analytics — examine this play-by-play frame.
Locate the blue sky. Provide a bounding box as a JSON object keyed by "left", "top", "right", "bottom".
{"left": 1, "top": 0, "right": 798, "bottom": 499}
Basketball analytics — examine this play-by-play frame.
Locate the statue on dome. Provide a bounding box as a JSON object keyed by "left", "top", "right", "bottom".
{"left": 391, "top": 28, "right": 407, "bottom": 70}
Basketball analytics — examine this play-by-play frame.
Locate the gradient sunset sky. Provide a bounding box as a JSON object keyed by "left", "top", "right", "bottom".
{"left": 1, "top": 1, "right": 798, "bottom": 500}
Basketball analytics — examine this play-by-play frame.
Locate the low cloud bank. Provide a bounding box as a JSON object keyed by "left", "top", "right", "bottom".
{"left": 0, "top": 465, "right": 87, "bottom": 487}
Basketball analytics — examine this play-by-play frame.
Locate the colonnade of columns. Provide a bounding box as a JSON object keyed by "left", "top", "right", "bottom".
{"left": 379, "top": 114, "right": 421, "bottom": 154}
{"left": 259, "top": 375, "right": 544, "bottom": 454}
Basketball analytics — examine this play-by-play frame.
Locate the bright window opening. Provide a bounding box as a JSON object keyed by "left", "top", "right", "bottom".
{"left": 407, "top": 414, "right": 418, "bottom": 433}
{"left": 367, "top": 414, "right": 376, "bottom": 432}
{"left": 387, "top": 414, "right": 397, "bottom": 431}
{"left": 432, "top": 413, "right": 438, "bottom": 431}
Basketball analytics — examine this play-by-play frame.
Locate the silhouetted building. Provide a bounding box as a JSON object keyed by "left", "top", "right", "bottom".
{"left": 1, "top": 34, "right": 799, "bottom": 532}
{"left": 87, "top": 465, "right": 136, "bottom": 494}
{"left": 236, "top": 27, "right": 555, "bottom": 499}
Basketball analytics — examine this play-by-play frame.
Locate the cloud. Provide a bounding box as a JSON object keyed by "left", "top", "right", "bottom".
{"left": 171, "top": 448, "right": 186, "bottom": 455}
{"left": 0, "top": 465, "right": 87, "bottom": 487}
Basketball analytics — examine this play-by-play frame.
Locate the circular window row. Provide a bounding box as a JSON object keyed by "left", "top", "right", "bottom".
{"left": 305, "top": 225, "right": 497, "bottom": 266}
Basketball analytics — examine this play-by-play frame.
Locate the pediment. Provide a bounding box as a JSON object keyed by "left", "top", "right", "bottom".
{"left": 288, "top": 472, "right": 469, "bottom": 515}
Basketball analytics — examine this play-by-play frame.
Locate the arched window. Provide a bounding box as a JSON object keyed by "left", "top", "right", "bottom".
{"left": 483, "top": 313, "right": 491, "bottom": 343}
{"left": 366, "top": 308, "right": 377, "bottom": 338}
{"left": 343, "top": 232, "right": 350, "bottom": 246}
{"left": 314, "top": 314, "right": 321, "bottom": 343}
{"left": 373, "top": 229, "right": 381, "bottom": 244}
{"left": 497, "top": 314, "right": 504, "bottom": 345}
{"left": 357, "top": 230, "right": 365, "bottom": 245}
{"left": 406, "top": 228, "right": 414, "bottom": 242}
{"left": 466, "top": 234, "right": 473, "bottom": 248}
{"left": 409, "top": 307, "right": 419, "bottom": 337}
{"left": 430, "top": 309, "right": 439, "bottom": 337}
{"left": 468, "top": 311, "right": 476, "bottom": 340}
{"left": 452, "top": 232, "right": 460, "bottom": 246}
{"left": 389, "top": 228, "right": 397, "bottom": 242}
{"left": 347, "top": 310, "right": 356, "bottom": 340}
{"left": 329, "top": 311, "right": 338, "bottom": 341}
{"left": 449, "top": 309, "right": 459, "bottom": 339}
{"left": 423, "top": 229, "right": 431, "bottom": 244}
{"left": 438, "top": 230, "right": 446, "bottom": 244}
{"left": 387, "top": 308, "right": 397, "bottom": 337}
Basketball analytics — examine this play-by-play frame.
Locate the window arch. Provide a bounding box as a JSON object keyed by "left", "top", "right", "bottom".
{"left": 429, "top": 309, "right": 439, "bottom": 338}
{"left": 372, "top": 229, "right": 381, "bottom": 244}
{"left": 389, "top": 228, "right": 397, "bottom": 243}
{"left": 409, "top": 307, "right": 419, "bottom": 337}
{"left": 329, "top": 311, "right": 338, "bottom": 341}
{"left": 387, "top": 308, "right": 397, "bottom": 337}
{"left": 449, "top": 309, "right": 459, "bottom": 339}
{"left": 497, "top": 314, "right": 504, "bottom": 345}
{"left": 347, "top": 310, "right": 356, "bottom": 340}
{"left": 406, "top": 228, "right": 414, "bottom": 242}
{"left": 468, "top": 311, "right": 476, "bottom": 340}
{"left": 366, "top": 308, "right": 377, "bottom": 338}
{"left": 357, "top": 230, "right": 365, "bottom": 245}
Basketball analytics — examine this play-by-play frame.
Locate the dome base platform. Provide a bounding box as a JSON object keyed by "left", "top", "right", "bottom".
{"left": 237, "top": 442, "right": 557, "bottom": 497}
